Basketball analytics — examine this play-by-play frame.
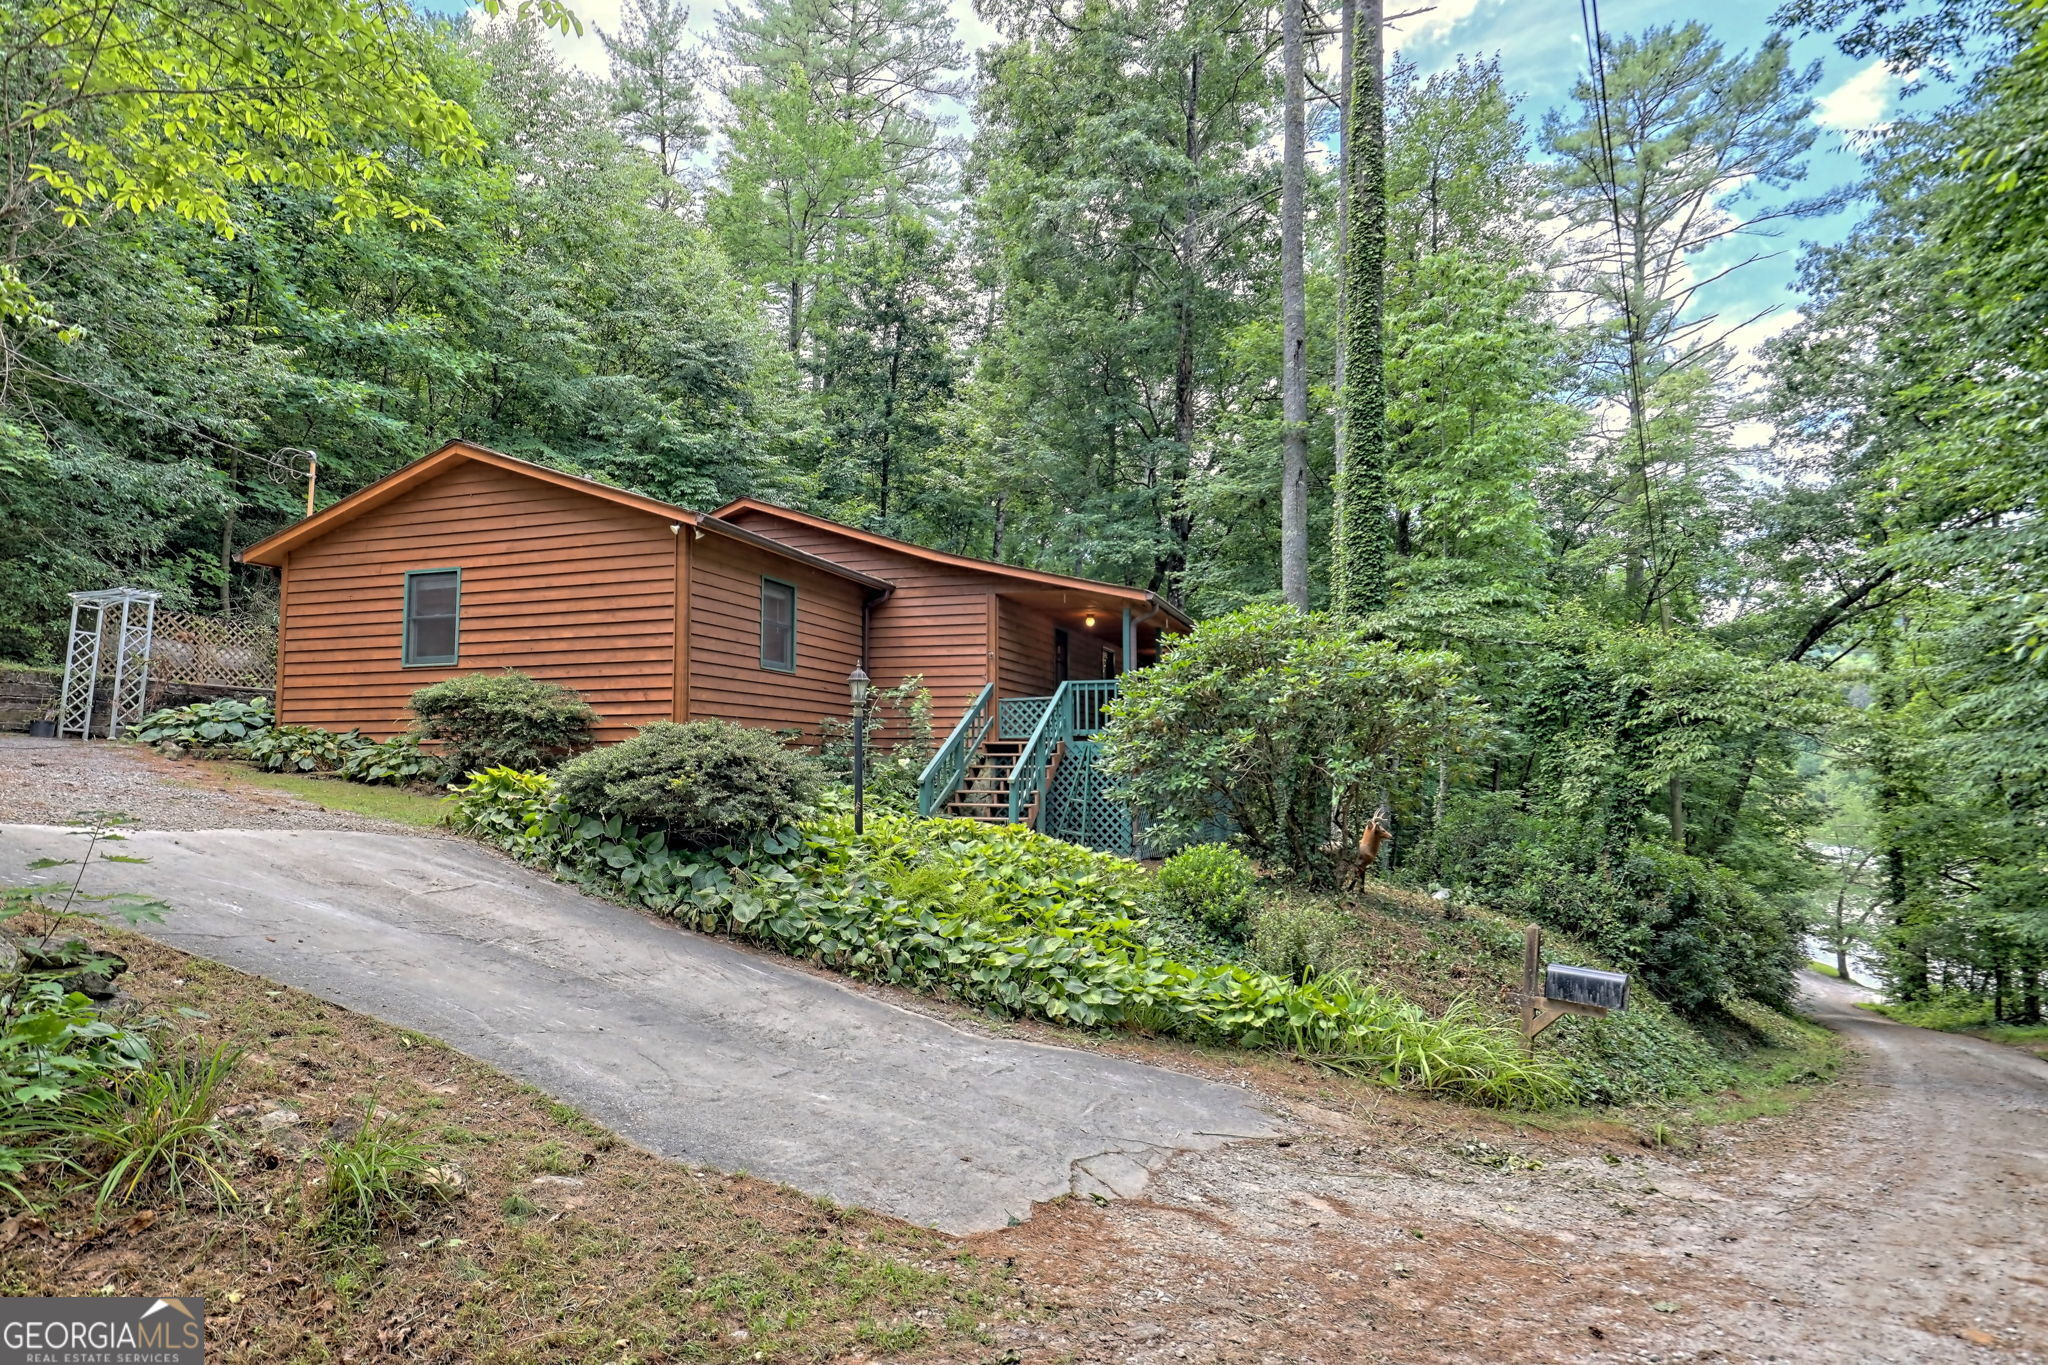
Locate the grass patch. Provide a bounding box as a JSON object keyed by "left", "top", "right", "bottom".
{"left": 1807, "top": 959, "right": 1841, "bottom": 978}
{"left": 1678, "top": 1001, "right": 1843, "bottom": 1128}
{"left": 1, "top": 931, "right": 1024, "bottom": 1362}
{"left": 1864, "top": 994, "right": 2048, "bottom": 1061}
{"left": 317, "top": 1102, "right": 447, "bottom": 1240}
{"left": 59, "top": 1043, "right": 244, "bottom": 1210}
{"left": 213, "top": 763, "right": 450, "bottom": 827}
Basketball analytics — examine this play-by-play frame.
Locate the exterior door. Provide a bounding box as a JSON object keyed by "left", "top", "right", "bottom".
{"left": 1054, "top": 628, "right": 1070, "bottom": 682}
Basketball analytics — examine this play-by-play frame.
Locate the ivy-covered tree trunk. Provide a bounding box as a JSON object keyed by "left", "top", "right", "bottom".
{"left": 1330, "top": 0, "right": 1353, "bottom": 493}
{"left": 1331, "top": 0, "right": 1389, "bottom": 615}
{"left": 1277, "top": 0, "right": 1310, "bottom": 610}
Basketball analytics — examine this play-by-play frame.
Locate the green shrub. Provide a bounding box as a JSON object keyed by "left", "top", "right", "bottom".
{"left": 409, "top": 670, "right": 598, "bottom": 776}
{"left": 128, "top": 696, "right": 273, "bottom": 749}
{"left": 336, "top": 732, "right": 449, "bottom": 787}
{"left": 553, "top": 719, "right": 825, "bottom": 852}
{"left": 1475, "top": 831, "right": 1802, "bottom": 1015}
{"left": 1245, "top": 898, "right": 1355, "bottom": 984}
{"left": 1099, "top": 605, "right": 1488, "bottom": 882}
{"left": 448, "top": 775, "right": 1572, "bottom": 1108}
{"left": 318, "top": 1102, "right": 445, "bottom": 1239}
{"left": 1152, "top": 844, "right": 1262, "bottom": 941}
{"left": 0, "top": 978, "right": 156, "bottom": 1204}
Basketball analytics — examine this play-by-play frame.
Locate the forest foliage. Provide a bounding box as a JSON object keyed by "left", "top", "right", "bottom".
{"left": 0, "top": 0, "right": 2042, "bottom": 1021}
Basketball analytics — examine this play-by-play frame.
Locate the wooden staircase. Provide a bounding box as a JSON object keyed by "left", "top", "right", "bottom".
{"left": 944, "top": 738, "right": 1067, "bottom": 827}
{"left": 918, "top": 681, "right": 1113, "bottom": 845}
{"left": 944, "top": 738, "right": 1024, "bottom": 823}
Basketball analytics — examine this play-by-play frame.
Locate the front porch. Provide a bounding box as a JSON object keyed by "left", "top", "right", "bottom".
{"left": 915, "top": 678, "right": 1134, "bottom": 856}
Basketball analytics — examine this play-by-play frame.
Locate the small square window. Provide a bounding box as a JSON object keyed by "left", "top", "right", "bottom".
{"left": 761, "top": 578, "right": 796, "bottom": 672}
{"left": 404, "top": 569, "right": 460, "bottom": 666}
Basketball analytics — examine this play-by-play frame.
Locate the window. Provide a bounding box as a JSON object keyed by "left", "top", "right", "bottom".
{"left": 403, "top": 568, "right": 460, "bottom": 666}
{"left": 760, "top": 577, "right": 796, "bottom": 672}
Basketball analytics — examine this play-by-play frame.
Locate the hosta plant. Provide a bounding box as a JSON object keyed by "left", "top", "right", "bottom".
{"left": 128, "top": 696, "right": 273, "bottom": 750}
{"left": 235, "top": 724, "right": 373, "bottom": 773}
{"left": 336, "top": 733, "right": 448, "bottom": 787}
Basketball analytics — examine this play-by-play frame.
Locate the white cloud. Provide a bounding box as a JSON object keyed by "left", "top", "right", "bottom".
{"left": 1813, "top": 60, "right": 1901, "bottom": 131}
{"left": 1387, "top": 0, "right": 1491, "bottom": 46}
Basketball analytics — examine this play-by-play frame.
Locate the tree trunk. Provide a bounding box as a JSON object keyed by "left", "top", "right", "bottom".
{"left": 1331, "top": 0, "right": 1389, "bottom": 616}
{"left": 219, "top": 507, "right": 234, "bottom": 612}
{"left": 1872, "top": 624, "right": 1928, "bottom": 1001}
{"left": 1277, "top": 0, "right": 1310, "bottom": 610}
{"left": 1668, "top": 773, "right": 1685, "bottom": 849}
{"left": 1331, "top": 0, "right": 1353, "bottom": 495}
{"left": 1159, "top": 49, "right": 1203, "bottom": 604}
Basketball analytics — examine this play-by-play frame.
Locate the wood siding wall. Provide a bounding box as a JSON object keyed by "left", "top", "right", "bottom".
{"left": 277, "top": 462, "right": 678, "bottom": 741}
{"left": 996, "top": 598, "right": 1059, "bottom": 701}
{"left": 722, "top": 510, "right": 994, "bottom": 734}
{"left": 684, "top": 530, "right": 865, "bottom": 742}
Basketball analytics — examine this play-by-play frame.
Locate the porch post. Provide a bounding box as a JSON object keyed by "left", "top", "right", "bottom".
{"left": 1121, "top": 606, "right": 1134, "bottom": 675}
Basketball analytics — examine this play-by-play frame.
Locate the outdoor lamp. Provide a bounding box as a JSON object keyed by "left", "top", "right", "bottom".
{"left": 847, "top": 666, "right": 871, "bottom": 834}
{"left": 1084, "top": 614, "right": 1097, "bottom": 628}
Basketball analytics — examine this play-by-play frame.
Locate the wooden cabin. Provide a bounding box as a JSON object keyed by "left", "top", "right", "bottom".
{"left": 238, "top": 442, "right": 1190, "bottom": 832}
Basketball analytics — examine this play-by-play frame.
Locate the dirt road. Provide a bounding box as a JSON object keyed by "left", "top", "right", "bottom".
{"left": 982, "top": 970, "right": 2048, "bottom": 1364}
{"left": 1698, "top": 972, "right": 2048, "bottom": 1363}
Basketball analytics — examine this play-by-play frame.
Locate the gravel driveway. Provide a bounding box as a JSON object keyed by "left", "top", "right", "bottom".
{"left": 0, "top": 736, "right": 429, "bottom": 833}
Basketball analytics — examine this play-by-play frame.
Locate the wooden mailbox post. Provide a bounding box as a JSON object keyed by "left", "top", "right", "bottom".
{"left": 1521, "top": 925, "right": 1629, "bottom": 1049}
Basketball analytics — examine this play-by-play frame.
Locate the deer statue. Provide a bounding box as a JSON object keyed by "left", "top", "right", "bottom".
{"left": 1327, "top": 803, "right": 1393, "bottom": 891}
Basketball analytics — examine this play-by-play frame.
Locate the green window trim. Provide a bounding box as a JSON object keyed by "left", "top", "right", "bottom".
{"left": 760, "top": 575, "right": 797, "bottom": 673}
{"left": 402, "top": 567, "right": 461, "bottom": 667}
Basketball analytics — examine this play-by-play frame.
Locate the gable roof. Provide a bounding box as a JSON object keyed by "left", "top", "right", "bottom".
{"left": 237, "top": 441, "right": 893, "bottom": 594}
{"left": 712, "top": 496, "right": 1194, "bottom": 629}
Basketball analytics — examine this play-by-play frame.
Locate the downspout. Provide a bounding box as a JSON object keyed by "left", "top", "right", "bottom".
{"left": 859, "top": 584, "right": 893, "bottom": 673}
{"left": 1122, "top": 601, "right": 1170, "bottom": 673}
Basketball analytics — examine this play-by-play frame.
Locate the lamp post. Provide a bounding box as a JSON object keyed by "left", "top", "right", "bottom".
{"left": 847, "top": 665, "right": 870, "bottom": 834}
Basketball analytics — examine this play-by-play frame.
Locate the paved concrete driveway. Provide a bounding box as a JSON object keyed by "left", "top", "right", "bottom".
{"left": 0, "top": 824, "right": 1274, "bottom": 1232}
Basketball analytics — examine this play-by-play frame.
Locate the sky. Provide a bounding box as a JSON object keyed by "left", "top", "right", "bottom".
{"left": 1389, "top": 0, "right": 1915, "bottom": 367}
{"left": 475, "top": 0, "right": 1925, "bottom": 378}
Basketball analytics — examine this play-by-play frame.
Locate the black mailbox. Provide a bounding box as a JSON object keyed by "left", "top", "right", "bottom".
{"left": 1546, "top": 963, "right": 1629, "bottom": 1011}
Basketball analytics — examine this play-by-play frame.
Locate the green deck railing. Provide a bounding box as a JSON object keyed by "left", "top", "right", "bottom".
{"left": 1006, "top": 679, "right": 1119, "bottom": 826}
{"left": 997, "top": 695, "right": 1052, "bottom": 740}
{"left": 916, "top": 682, "right": 994, "bottom": 817}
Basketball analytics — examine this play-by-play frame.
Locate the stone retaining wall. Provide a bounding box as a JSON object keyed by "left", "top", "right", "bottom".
{"left": 0, "top": 664, "right": 272, "bottom": 733}
{"left": 0, "top": 664, "right": 60, "bottom": 731}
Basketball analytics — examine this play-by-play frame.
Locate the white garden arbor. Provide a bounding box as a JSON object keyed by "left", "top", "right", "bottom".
{"left": 57, "top": 588, "right": 159, "bottom": 740}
